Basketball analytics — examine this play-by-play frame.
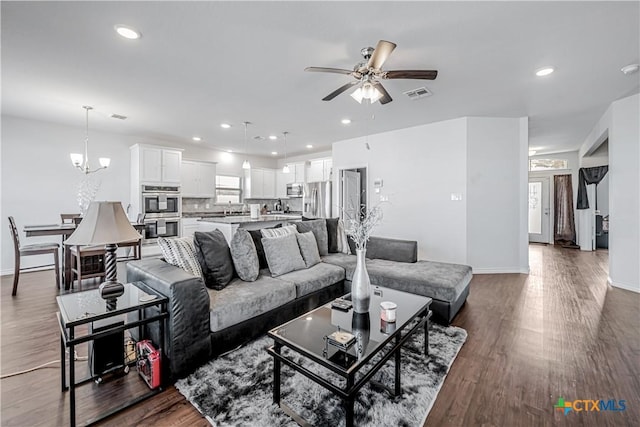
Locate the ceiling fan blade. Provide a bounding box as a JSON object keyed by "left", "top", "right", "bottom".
{"left": 373, "top": 82, "right": 393, "bottom": 104}
{"left": 384, "top": 70, "right": 438, "bottom": 80}
{"left": 305, "top": 67, "right": 356, "bottom": 75}
{"left": 322, "top": 81, "right": 359, "bottom": 101}
{"left": 367, "top": 40, "right": 397, "bottom": 70}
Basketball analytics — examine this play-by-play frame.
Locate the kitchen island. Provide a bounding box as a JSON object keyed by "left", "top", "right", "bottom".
{"left": 196, "top": 214, "right": 302, "bottom": 243}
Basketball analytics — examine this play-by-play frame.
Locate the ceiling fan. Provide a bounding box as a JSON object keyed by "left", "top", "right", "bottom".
{"left": 305, "top": 40, "right": 438, "bottom": 105}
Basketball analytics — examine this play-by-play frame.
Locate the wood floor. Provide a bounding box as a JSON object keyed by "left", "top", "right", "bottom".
{"left": 1, "top": 245, "right": 638, "bottom": 426}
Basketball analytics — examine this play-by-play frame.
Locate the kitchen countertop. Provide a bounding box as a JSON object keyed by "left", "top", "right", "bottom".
{"left": 198, "top": 214, "right": 302, "bottom": 224}
{"left": 183, "top": 211, "right": 302, "bottom": 219}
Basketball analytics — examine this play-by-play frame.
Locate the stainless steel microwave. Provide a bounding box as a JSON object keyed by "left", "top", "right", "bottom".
{"left": 286, "top": 183, "right": 303, "bottom": 198}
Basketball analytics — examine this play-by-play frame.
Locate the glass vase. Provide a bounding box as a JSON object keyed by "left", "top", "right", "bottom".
{"left": 351, "top": 248, "right": 371, "bottom": 313}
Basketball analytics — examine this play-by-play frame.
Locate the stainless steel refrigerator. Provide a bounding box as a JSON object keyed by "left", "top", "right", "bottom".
{"left": 303, "top": 181, "right": 332, "bottom": 218}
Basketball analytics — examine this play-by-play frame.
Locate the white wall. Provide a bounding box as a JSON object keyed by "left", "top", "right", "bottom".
{"left": 333, "top": 118, "right": 468, "bottom": 264}
{"left": 608, "top": 94, "right": 639, "bottom": 292}
{"left": 332, "top": 116, "right": 528, "bottom": 272}
{"left": 0, "top": 115, "right": 276, "bottom": 274}
{"left": 467, "top": 117, "right": 529, "bottom": 273}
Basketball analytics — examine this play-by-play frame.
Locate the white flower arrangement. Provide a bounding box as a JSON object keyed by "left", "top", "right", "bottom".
{"left": 343, "top": 204, "right": 384, "bottom": 251}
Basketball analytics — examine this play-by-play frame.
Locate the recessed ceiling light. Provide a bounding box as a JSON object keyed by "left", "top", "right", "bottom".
{"left": 114, "top": 25, "right": 141, "bottom": 40}
{"left": 621, "top": 64, "right": 639, "bottom": 75}
{"left": 192, "top": 136, "right": 202, "bottom": 142}
{"left": 528, "top": 150, "right": 537, "bottom": 156}
{"left": 269, "top": 135, "right": 278, "bottom": 140}
{"left": 220, "top": 123, "right": 231, "bottom": 129}
{"left": 535, "top": 67, "right": 555, "bottom": 77}
{"left": 271, "top": 151, "right": 278, "bottom": 155}
{"left": 306, "top": 144, "right": 313, "bottom": 149}
{"left": 226, "top": 149, "right": 233, "bottom": 153}
{"left": 341, "top": 118, "right": 352, "bottom": 124}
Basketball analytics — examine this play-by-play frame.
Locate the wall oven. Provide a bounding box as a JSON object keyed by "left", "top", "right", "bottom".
{"left": 143, "top": 218, "right": 181, "bottom": 244}
{"left": 142, "top": 185, "right": 181, "bottom": 218}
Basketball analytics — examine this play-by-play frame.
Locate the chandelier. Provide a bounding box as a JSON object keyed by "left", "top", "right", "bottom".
{"left": 70, "top": 106, "right": 111, "bottom": 174}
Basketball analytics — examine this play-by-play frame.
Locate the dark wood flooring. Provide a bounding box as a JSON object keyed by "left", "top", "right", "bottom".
{"left": 1, "top": 245, "right": 638, "bottom": 426}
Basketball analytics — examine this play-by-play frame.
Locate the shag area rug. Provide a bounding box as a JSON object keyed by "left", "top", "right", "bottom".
{"left": 176, "top": 323, "right": 467, "bottom": 426}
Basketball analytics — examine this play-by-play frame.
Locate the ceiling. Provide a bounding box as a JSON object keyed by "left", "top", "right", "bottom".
{"left": 2, "top": 1, "right": 638, "bottom": 158}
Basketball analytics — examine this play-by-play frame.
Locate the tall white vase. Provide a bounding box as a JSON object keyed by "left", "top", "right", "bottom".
{"left": 351, "top": 249, "right": 371, "bottom": 313}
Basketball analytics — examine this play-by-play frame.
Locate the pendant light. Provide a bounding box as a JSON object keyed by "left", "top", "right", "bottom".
{"left": 70, "top": 106, "right": 111, "bottom": 174}
{"left": 282, "top": 131, "right": 290, "bottom": 173}
{"left": 242, "top": 121, "right": 251, "bottom": 169}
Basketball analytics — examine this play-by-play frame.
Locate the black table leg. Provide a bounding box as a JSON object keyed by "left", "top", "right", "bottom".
{"left": 60, "top": 334, "right": 67, "bottom": 391}
{"left": 424, "top": 312, "right": 430, "bottom": 356}
{"left": 69, "top": 326, "right": 76, "bottom": 427}
{"left": 394, "top": 334, "right": 402, "bottom": 397}
{"left": 345, "top": 374, "right": 355, "bottom": 427}
{"left": 273, "top": 342, "right": 281, "bottom": 404}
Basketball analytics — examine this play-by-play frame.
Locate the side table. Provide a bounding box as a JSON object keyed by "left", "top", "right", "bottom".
{"left": 56, "top": 281, "right": 168, "bottom": 427}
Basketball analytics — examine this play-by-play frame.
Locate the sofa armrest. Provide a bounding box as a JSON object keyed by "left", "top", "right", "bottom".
{"left": 348, "top": 236, "right": 417, "bottom": 263}
{"left": 126, "top": 258, "right": 211, "bottom": 378}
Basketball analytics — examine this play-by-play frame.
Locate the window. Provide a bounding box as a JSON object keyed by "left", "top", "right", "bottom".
{"left": 529, "top": 158, "right": 569, "bottom": 171}
{"left": 215, "top": 175, "right": 242, "bottom": 204}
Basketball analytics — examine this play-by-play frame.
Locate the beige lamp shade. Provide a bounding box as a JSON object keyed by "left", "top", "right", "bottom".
{"left": 65, "top": 201, "right": 141, "bottom": 246}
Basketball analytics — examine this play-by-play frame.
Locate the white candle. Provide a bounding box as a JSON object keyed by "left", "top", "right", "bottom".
{"left": 380, "top": 301, "right": 397, "bottom": 323}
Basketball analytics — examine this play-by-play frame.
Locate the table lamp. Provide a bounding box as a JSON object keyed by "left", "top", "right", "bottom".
{"left": 65, "top": 201, "right": 141, "bottom": 303}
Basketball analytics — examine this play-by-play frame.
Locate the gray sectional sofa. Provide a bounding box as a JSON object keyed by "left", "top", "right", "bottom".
{"left": 126, "top": 235, "right": 472, "bottom": 379}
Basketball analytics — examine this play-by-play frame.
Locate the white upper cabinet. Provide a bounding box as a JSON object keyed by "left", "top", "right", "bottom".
{"left": 181, "top": 160, "right": 216, "bottom": 197}
{"left": 132, "top": 144, "right": 183, "bottom": 185}
{"left": 276, "top": 170, "right": 289, "bottom": 198}
{"left": 294, "top": 163, "right": 306, "bottom": 183}
{"left": 246, "top": 168, "right": 277, "bottom": 199}
{"left": 308, "top": 158, "right": 332, "bottom": 182}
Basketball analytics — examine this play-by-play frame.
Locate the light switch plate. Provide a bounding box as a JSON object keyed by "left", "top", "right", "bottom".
{"left": 380, "top": 195, "right": 389, "bottom": 202}
{"left": 451, "top": 193, "right": 463, "bottom": 201}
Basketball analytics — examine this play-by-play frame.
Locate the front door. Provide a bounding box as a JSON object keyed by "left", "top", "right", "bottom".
{"left": 528, "top": 177, "right": 550, "bottom": 243}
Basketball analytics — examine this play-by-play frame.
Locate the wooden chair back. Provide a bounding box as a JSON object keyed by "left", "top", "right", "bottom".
{"left": 8, "top": 216, "right": 20, "bottom": 253}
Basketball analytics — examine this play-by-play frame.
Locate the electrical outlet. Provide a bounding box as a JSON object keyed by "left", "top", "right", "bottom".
{"left": 194, "top": 203, "right": 199, "bottom": 209}
{"left": 206, "top": 203, "right": 210, "bottom": 209}
{"left": 379, "top": 195, "right": 389, "bottom": 202}
{"left": 451, "top": 193, "right": 463, "bottom": 201}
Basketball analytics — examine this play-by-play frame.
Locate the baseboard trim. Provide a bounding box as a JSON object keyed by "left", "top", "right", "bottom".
{"left": 608, "top": 277, "right": 640, "bottom": 293}
{"left": 473, "top": 267, "right": 530, "bottom": 274}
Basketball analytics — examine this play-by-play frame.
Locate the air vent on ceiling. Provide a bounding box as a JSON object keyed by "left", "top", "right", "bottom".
{"left": 403, "top": 86, "right": 432, "bottom": 100}
{"left": 253, "top": 136, "right": 265, "bottom": 141}
{"left": 110, "top": 113, "right": 128, "bottom": 120}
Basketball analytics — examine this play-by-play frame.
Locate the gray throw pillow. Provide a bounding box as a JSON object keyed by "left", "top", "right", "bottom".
{"left": 229, "top": 229, "right": 259, "bottom": 281}
{"left": 296, "top": 232, "right": 321, "bottom": 268}
{"left": 193, "top": 229, "right": 235, "bottom": 290}
{"left": 262, "top": 234, "right": 306, "bottom": 277}
{"left": 296, "top": 219, "right": 329, "bottom": 256}
{"left": 261, "top": 224, "right": 297, "bottom": 238}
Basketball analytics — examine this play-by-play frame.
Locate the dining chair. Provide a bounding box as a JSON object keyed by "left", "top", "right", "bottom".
{"left": 8, "top": 216, "right": 60, "bottom": 296}
{"left": 60, "top": 213, "right": 107, "bottom": 287}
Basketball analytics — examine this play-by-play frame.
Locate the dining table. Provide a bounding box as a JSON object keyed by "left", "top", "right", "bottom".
{"left": 23, "top": 223, "right": 145, "bottom": 290}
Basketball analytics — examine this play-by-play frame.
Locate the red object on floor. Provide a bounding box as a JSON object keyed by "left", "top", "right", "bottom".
{"left": 136, "top": 340, "right": 161, "bottom": 389}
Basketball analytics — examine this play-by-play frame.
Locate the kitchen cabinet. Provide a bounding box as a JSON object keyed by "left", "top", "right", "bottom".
{"left": 181, "top": 218, "right": 202, "bottom": 239}
{"left": 294, "top": 163, "right": 306, "bottom": 183}
{"left": 131, "top": 144, "right": 183, "bottom": 185}
{"left": 246, "top": 168, "right": 276, "bottom": 199}
{"left": 181, "top": 160, "right": 216, "bottom": 197}
{"left": 308, "top": 158, "right": 332, "bottom": 182}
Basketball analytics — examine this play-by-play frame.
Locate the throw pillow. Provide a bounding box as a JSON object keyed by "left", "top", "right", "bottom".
{"left": 262, "top": 233, "right": 306, "bottom": 277}
{"left": 325, "top": 218, "right": 339, "bottom": 253}
{"left": 248, "top": 223, "right": 285, "bottom": 269}
{"left": 337, "top": 219, "right": 351, "bottom": 254}
{"left": 193, "top": 229, "right": 235, "bottom": 290}
{"left": 296, "top": 231, "right": 321, "bottom": 268}
{"left": 229, "top": 229, "right": 259, "bottom": 281}
{"left": 158, "top": 237, "right": 203, "bottom": 277}
{"left": 260, "top": 224, "right": 297, "bottom": 238}
{"left": 296, "top": 219, "right": 329, "bottom": 256}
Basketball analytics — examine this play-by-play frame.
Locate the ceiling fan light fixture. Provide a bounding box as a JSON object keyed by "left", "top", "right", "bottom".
{"left": 350, "top": 87, "right": 364, "bottom": 104}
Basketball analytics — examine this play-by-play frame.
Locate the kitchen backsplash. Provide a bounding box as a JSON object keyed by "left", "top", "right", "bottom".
{"left": 182, "top": 197, "right": 302, "bottom": 214}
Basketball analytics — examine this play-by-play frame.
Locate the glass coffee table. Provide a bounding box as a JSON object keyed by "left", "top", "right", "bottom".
{"left": 267, "top": 285, "right": 432, "bottom": 427}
